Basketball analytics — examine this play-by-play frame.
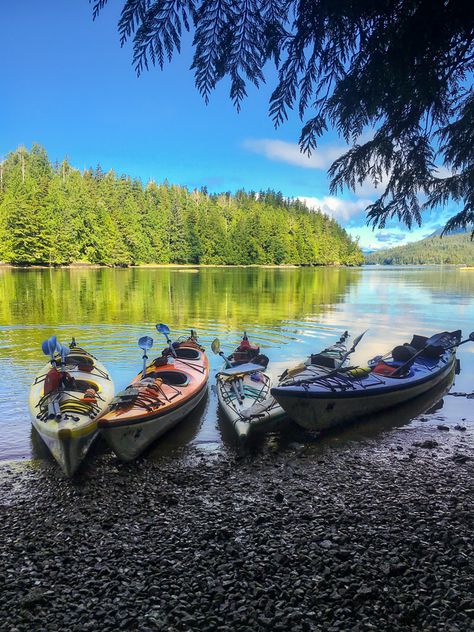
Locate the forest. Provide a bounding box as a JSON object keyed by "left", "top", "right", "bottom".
{"left": 365, "top": 233, "right": 474, "bottom": 265}
{"left": 0, "top": 145, "right": 363, "bottom": 267}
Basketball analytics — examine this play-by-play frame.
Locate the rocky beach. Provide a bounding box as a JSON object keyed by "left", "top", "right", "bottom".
{"left": 1, "top": 407, "right": 473, "bottom": 632}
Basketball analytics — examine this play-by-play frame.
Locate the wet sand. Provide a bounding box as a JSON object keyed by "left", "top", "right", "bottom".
{"left": 1, "top": 414, "right": 473, "bottom": 632}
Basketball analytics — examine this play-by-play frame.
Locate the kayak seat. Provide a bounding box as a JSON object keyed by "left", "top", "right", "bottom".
{"left": 408, "top": 335, "right": 448, "bottom": 359}
{"left": 66, "top": 354, "right": 94, "bottom": 366}
{"left": 392, "top": 344, "right": 418, "bottom": 362}
{"left": 145, "top": 370, "right": 189, "bottom": 386}
{"left": 74, "top": 380, "right": 99, "bottom": 392}
{"left": 410, "top": 335, "right": 428, "bottom": 350}
{"left": 309, "top": 353, "right": 340, "bottom": 369}
{"left": 174, "top": 348, "right": 201, "bottom": 360}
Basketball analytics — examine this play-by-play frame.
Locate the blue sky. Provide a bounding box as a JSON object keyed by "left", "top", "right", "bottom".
{"left": 0, "top": 1, "right": 454, "bottom": 250}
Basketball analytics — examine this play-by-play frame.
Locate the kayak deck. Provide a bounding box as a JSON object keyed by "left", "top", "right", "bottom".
{"left": 99, "top": 336, "right": 209, "bottom": 460}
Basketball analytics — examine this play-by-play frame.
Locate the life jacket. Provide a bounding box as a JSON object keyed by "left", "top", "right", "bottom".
{"left": 238, "top": 338, "right": 251, "bottom": 351}
{"left": 44, "top": 368, "right": 61, "bottom": 394}
{"left": 237, "top": 333, "right": 258, "bottom": 353}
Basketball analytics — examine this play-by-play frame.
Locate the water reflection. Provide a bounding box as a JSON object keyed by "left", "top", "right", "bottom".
{"left": 1, "top": 266, "right": 473, "bottom": 461}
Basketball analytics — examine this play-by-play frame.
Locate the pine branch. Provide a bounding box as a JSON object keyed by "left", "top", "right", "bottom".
{"left": 91, "top": 0, "right": 109, "bottom": 21}
{"left": 132, "top": 0, "right": 195, "bottom": 74}
{"left": 192, "top": 0, "right": 233, "bottom": 103}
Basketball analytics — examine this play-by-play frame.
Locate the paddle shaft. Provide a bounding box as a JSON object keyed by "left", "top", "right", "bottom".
{"left": 391, "top": 332, "right": 466, "bottom": 377}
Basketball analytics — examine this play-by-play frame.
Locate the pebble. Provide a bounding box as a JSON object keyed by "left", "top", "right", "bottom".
{"left": 0, "top": 425, "right": 473, "bottom": 632}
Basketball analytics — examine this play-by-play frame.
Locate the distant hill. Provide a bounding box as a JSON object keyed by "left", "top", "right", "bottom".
{"left": 429, "top": 225, "right": 473, "bottom": 237}
{"left": 365, "top": 232, "right": 474, "bottom": 265}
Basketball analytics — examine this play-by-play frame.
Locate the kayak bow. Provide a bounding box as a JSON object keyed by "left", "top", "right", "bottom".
{"left": 29, "top": 341, "right": 114, "bottom": 476}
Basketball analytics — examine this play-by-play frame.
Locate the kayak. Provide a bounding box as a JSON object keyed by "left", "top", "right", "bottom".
{"left": 271, "top": 330, "right": 463, "bottom": 431}
{"left": 98, "top": 333, "right": 209, "bottom": 461}
{"left": 216, "top": 332, "right": 350, "bottom": 439}
{"left": 227, "top": 331, "right": 261, "bottom": 365}
{"left": 29, "top": 340, "right": 114, "bottom": 476}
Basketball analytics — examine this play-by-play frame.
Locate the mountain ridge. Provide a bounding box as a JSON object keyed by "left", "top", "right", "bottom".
{"left": 365, "top": 231, "right": 474, "bottom": 265}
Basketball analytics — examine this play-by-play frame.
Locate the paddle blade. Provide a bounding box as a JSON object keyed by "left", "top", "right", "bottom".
{"left": 48, "top": 336, "right": 57, "bottom": 356}
{"left": 41, "top": 340, "right": 50, "bottom": 356}
{"left": 211, "top": 338, "right": 221, "bottom": 355}
{"left": 352, "top": 330, "right": 367, "bottom": 348}
{"left": 469, "top": 332, "right": 474, "bottom": 341}
{"left": 61, "top": 344, "right": 70, "bottom": 360}
{"left": 156, "top": 323, "right": 170, "bottom": 335}
{"left": 138, "top": 336, "right": 154, "bottom": 351}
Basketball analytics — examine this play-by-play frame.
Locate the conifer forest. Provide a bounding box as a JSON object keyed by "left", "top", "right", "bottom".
{"left": 0, "top": 145, "right": 363, "bottom": 267}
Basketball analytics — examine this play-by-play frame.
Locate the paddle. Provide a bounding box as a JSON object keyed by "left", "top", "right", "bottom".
{"left": 138, "top": 335, "right": 154, "bottom": 378}
{"left": 391, "top": 330, "right": 473, "bottom": 377}
{"left": 211, "top": 338, "right": 233, "bottom": 368}
{"left": 42, "top": 336, "right": 58, "bottom": 367}
{"left": 156, "top": 323, "right": 177, "bottom": 357}
{"left": 211, "top": 338, "right": 244, "bottom": 404}
{"left": 41, "top": 336, "right": 63, "bottom": 418}
{"left": 337, "top": 330, "right": 367, "bottom": 368}
{"left": 58, "top": 344, "right": 70, "bottom": 371}
{"left": 288, "top": 330, "right": 368, "bottom": 387}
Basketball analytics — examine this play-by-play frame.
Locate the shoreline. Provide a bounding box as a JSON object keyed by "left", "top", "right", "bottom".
{"left": 2, "top": 420, "right": 473, "bottom": 631}
{"left": 1, "top": 262, "right": 471, "bottom": 270}
{"left": 0, "top": 262, "right": 346, "bottom": 270}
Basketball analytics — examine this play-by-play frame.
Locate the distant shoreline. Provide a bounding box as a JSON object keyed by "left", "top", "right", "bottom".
{"left": 1, "top": 262, "right": 471, "bottom": 270}
{"left": 0, "top": 262, "right": 356, "bottom": 270}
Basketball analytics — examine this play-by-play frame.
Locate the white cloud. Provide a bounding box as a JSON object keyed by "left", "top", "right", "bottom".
{"left": 296, "top": 196, "right": 372, "bottom": 222}
{"left": 243, "top": 138, "right": 345, "bottom": 170}
{"left": 376, "top": 232, "right": 406, "bottom": 243}
{"left": 353, "top": 175, "right": 390, "bottom": 198}
{"left": 242, "top": 137, "right": 391, "bottom": 197}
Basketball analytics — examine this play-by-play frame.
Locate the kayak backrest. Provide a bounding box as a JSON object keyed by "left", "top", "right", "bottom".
{"left": 409, "top": 335, "right": 428, "bottom": 350}
{"left": 392, "top": 344, "right": 418, "bottom": 362}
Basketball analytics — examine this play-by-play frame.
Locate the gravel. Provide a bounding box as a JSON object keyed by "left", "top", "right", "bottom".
{"left": 1, "top": 422, "right": 473, "bottom": 632}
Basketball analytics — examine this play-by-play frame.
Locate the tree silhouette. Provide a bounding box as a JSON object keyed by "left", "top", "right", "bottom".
{"left": 92, "top": 0, "right": 474, "bottom": 235}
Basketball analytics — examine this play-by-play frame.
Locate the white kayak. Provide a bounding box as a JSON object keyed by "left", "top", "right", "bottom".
{"left": 29, "top": 341, "right": 114, "bottom": 476}
{"left": 216, "top": 332, "right": 350, "bottom": 439}
{"left": 272, "top": 330, "right": 464, "bottom": 432}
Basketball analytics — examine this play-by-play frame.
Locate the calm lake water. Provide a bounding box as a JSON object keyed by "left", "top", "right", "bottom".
{"left": 0, "top": 266, "right": 473, "bottom": 462}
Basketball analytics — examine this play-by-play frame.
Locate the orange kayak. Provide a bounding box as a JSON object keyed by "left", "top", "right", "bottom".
{"left": 98, "top": 334, "right": 209, "bottom": 461}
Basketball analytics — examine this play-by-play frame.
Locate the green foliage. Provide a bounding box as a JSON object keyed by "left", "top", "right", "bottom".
{"left": 93, "top": 0, "right": 474, "bottom": 235}
{"left": 365, "top": 234, "right": 474, "bottom": 265}
{"left": 0, "top": 145, "right": 362, "bottom": 266}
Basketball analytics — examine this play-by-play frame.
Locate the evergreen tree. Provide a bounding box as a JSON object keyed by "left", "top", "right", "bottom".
{"left": 94, "top": 0, "right": 474, "bottom": 236}
{"left": 0, "top": 144, "right": 363, "bottom": 267}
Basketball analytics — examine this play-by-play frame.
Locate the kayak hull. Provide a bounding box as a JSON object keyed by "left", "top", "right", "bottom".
{"left": 29, "top": 348, "right": 114, "bottom": 476}
{"left": 31, "top": 422, "right": 98, "bottom": 477}
{"left": 217, "top": 332, "right": 350, "bottom": 439}
{"left": 272, "top": 352, "right": 456, "bottom": 431}
{"left": 216, "top": 373, "right": 286, "bottom": 439}
{"left": 99, "top": 382, "right": 207, "bottom": 461}
{"left": 99, "top": 337, "right": 209, "bottom": 460}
